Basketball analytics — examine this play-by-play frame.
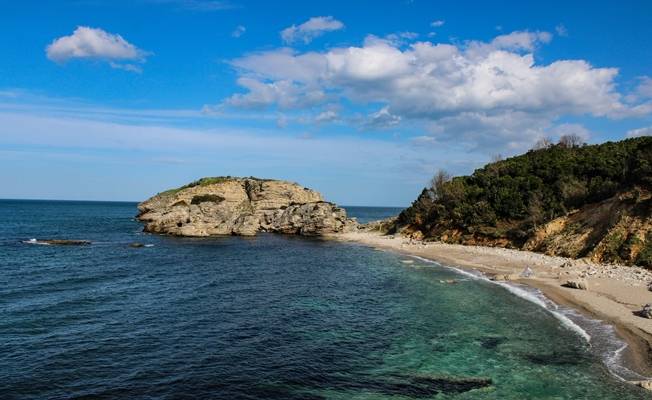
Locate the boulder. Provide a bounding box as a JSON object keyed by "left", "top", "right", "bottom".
{"left": 563, "top": 279, "right": 589, "bottom": 290}
{"left": 489, "top": 274, "right": 517, "bottom": 281}
{"left": 137, "top": 177, "right": 358, "bottom": 237}
{"left": 637, "top": 304, "right": 652, "bottom": 319}
{"left": 631, "top": 380, "right": 652, "bottom": 391}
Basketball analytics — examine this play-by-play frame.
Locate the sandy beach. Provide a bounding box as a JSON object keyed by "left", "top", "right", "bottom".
{"left": 334, "top": 231, "right": 652, "bottom": 384}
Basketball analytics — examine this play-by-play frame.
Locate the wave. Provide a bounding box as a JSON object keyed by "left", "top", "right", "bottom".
{"left": 408, "top": 255, "right": 649, "bottom": 381}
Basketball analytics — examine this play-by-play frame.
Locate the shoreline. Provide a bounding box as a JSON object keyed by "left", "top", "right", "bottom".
{"left": 332, "top": 231, "right": 652, "bottom": 384}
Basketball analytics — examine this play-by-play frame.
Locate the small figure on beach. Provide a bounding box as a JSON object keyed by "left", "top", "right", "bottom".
{"left": 520, "top": 266, "right": 535, "bottom": 278}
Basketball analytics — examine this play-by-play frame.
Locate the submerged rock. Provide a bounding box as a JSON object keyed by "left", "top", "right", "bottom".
{"left": 563, "top": 279, "right": 589, "bottom": 290}
{"left": 632, "top": 380, "right": 652, "bottom": 391}
{"left": 129, "top": 242, "right": 145, "bottom": 248}
{"left": 137, "top": 177, "right": 358, "bottom": 237}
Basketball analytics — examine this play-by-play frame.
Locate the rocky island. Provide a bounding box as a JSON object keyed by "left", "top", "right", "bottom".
{"left": 137, "top": 177, "right": 358, "bottom": 236}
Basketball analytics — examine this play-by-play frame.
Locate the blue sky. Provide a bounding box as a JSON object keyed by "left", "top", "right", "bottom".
{"left": 1, "top": 0, "right": 651, "bottom": 206}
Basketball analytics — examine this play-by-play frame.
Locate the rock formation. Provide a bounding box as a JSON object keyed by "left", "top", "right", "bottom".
{"left": 638, "top": 304, "right": 652, "bottom": 319}
{"left": 562, "top": 279, "right": 589, "bottom": 290}
{"left": 137, "top": 177, "right": 358, "bottom": 237}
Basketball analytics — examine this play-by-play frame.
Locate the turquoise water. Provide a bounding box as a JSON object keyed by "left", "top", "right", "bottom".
{"left": 0, "top": 200, "right": 648, "bottom": 399}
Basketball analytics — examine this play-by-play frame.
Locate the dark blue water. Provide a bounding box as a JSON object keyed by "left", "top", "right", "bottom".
{"left": 0, "top": 200, "right": 648, "bottom": 399}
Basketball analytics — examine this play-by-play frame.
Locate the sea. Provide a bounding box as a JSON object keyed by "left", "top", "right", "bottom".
{"left": 1, "top": 199, "right": 649, "bottom": 399}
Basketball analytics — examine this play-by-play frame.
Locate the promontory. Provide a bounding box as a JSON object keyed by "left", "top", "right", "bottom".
{"left": 137, "top": 177, "right": 358, "bottom": 236}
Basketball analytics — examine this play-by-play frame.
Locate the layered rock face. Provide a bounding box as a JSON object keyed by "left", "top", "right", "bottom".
{"left": 137, "top": 177, "right": 357, "bottom": 236}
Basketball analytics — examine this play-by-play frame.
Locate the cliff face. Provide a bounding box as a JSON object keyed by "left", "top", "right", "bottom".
{"left": 137, "top": 177, "right": 357, "bottom": 236}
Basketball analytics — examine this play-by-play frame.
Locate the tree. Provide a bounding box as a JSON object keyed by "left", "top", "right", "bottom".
{"left": 491, "top": 154, "right": 504, "bottom": 163}
{"left": 528, "top": 192, "right": 545, "bottom": 229}
{"left": 533, "top": 137, "right": 554, "bottom": 150}
{"left": 430, "top": 169, "right": 452, "bottom": 200}
{"left": 558, "top": 134, "right": 585, "bottom": 148}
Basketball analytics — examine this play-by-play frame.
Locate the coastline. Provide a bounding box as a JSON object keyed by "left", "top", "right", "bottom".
{"left": 332, "top": 231, "right": 652, "bottom": 383}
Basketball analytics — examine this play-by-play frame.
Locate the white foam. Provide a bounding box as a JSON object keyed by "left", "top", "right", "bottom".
{"left": 409, "top": 255, "right": 590, "bottom": 342}
{"left": 404, "top": 254, "right": 652, "bottom": 381}
{"left": 23, "top": 238, "right": 49, "bottom": 245}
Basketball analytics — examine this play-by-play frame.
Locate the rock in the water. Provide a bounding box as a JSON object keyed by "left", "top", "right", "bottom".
{"left": 129, "top": 242, "right": 145, "bottom": 248}
{"left": 637, "top": 304, "right": 652, "bottom": 319}
{"left": 23, "top": 239, "right": 90, "bottom": 246}
{"left": 563, "top": 279, "right": 589, "bottom": 290}
{"left": 631, "top": 380, "right": 652, "bottom": 391}
{"left": 137, "top": 177, "right": 358, "bottom": 237}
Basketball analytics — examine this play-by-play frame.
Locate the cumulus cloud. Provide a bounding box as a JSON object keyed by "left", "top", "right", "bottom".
{"left": 385, "top": 31, "right": 419, "bottom": 46}
{"left": 636, "top": 76, "right": 652, "bottom": 98}
{"left": 315, "top": 110, "right": 339, "bottom": 123}
{"left": 46, "top": 26, "right": 148, "bottom": 71}
{"left": 431, "top": 20, "right": 445, "bottom": 27}
{"left": 365, "top": 106, "right": 401, "bottom": 129}
{"left": 487, "top": 30, "right": 552, "bottom": 51}
{"left": 281, "top": 16, "right": 344, "bottom": 44}
{"left": 217, "top": 29, "right": 650, "bottom": 150}
{"left": 224, "top": 77, "right": 326, "bottom": 109}
{"left": 231, "top": 25, "right": 246, "bottom": 38}
{"left": 626, "top": 126, "right": 652, "bottom": 138}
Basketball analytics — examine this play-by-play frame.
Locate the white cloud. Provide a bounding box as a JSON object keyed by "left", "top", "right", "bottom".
{"left": 555, "top": 24, "right": 568, "bottom": 37}
{"left": 636, "top": 76, "right": 652, "bottom": 98}
{"left": 431, "top": 20, "right": 445, "bottom": 27}
{"left": 315, "top": 110, "right": 339, "bottom": 123}
{"left": 385, "top": 31, "right": 419, "bottom": 46}
{"left": 281, "top": 16, "right": 344, "bottom": 44}
{"left": 46, "top": 26, "right": 148, "bottom": 71}
{"left": 366, "top": 106, "right": 401, "bottom": 129}
{"left": 216, "top": 29, "right": 650, "bottom": 150}
{"left": 232, "top": 25, "right": 246, "bottom": 38}
{"left": 626, "top": 126, "right": 652, "bottom": 138}
{"left": 224, "top": 77, "right": 326, "bottom": 109}
{"left": 224, "top": 32, "right": 625, "bottom": 118}
{"left": 487, "top": 30, "right": 552, "bottom": 51}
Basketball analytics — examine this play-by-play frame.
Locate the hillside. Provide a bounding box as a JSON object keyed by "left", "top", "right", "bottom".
{"left": 393, "top": 137, "right": 652, "bottom": 267}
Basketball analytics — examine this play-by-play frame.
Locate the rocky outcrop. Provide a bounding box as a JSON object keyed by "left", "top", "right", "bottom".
{"left": 137, "top": 177, "right": 358, "bottom": 237}
{"left": 23, "top": 239, "right": 91, "bottom": 246}
{"left": 637, "top": 304, "right": 652, "bottom": 319}
{"left": 562, "top": 279, "right": 589, "bottom": 290}
{"left": 489, "top": 274, "right": 517, "bottom": 282}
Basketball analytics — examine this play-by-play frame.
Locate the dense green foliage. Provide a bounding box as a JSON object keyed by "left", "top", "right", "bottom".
{"left": 398, "top": 137, "right": 652, "bottom": 242}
